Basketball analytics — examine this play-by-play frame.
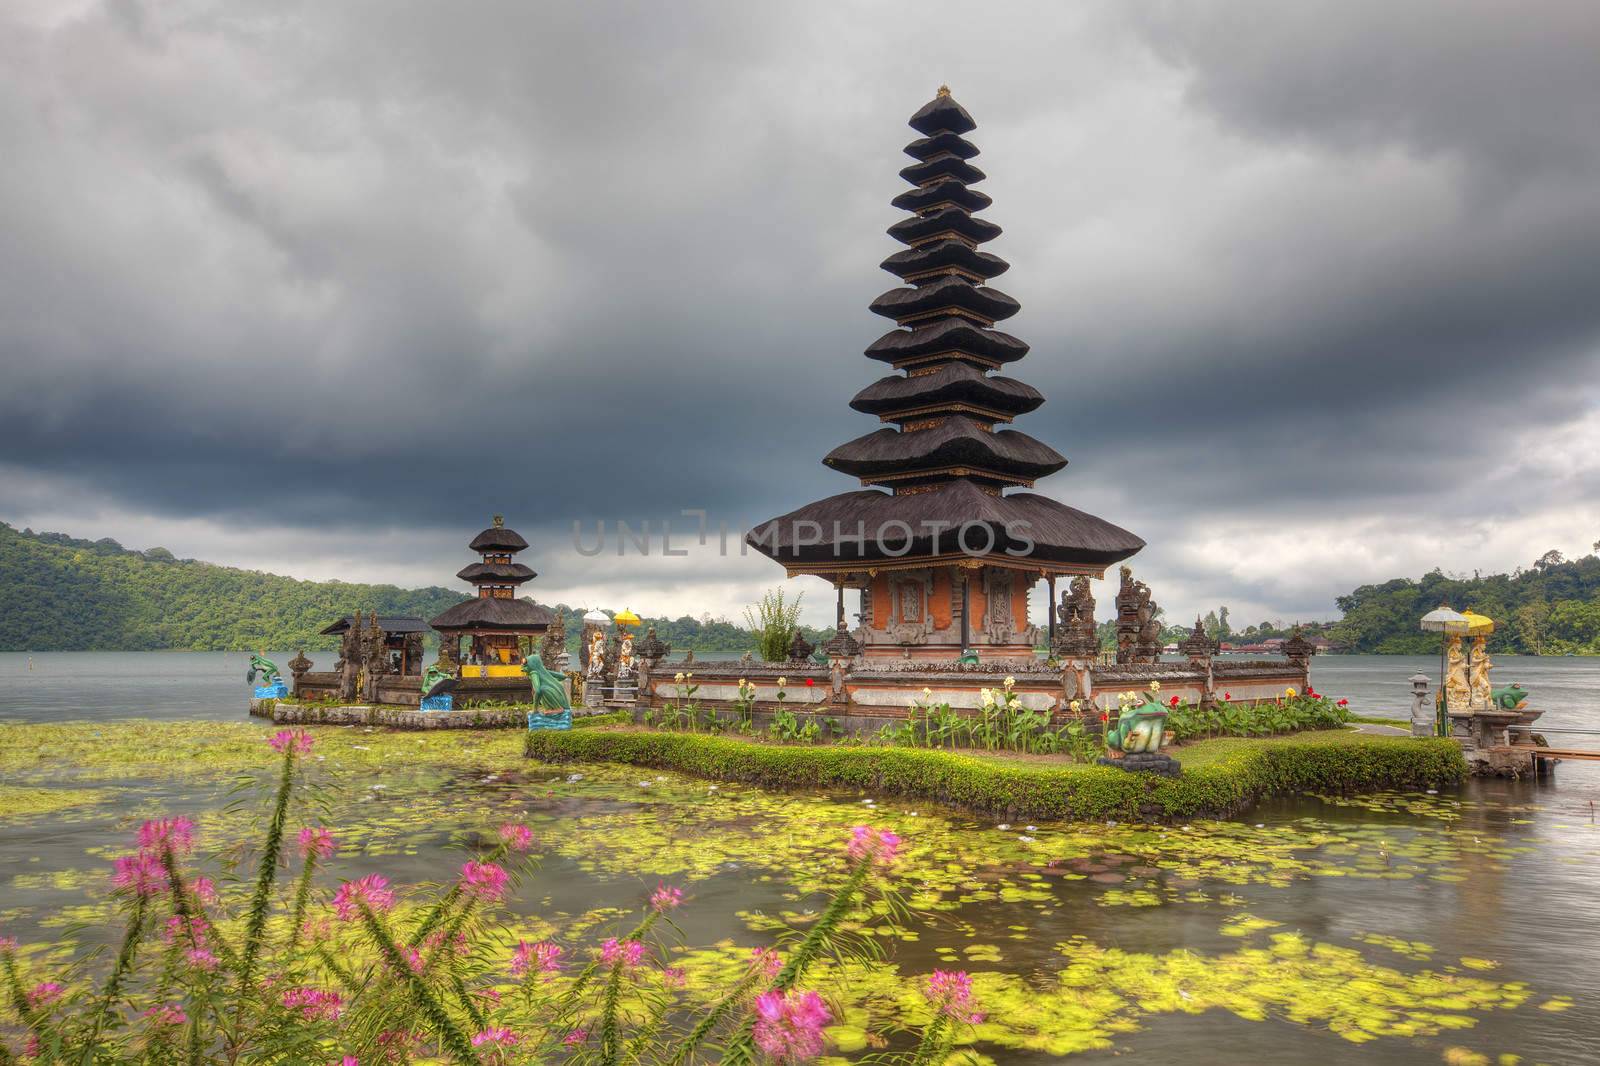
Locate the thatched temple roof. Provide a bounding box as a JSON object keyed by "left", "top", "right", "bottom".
{"left": 747, "top": 88, "right": 1144, "bottom": 573}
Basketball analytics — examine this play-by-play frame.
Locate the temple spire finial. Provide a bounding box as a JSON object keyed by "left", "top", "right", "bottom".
{"left": 936, "top": 84, "right": 951, "bottom": 97}
{"left": 492, "top": 514, "right": 504, "bottom": 528}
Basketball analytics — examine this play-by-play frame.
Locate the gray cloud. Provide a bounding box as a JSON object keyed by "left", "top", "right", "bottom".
{"left": 3, "top": 0, "right": 1599, "bottom": 625}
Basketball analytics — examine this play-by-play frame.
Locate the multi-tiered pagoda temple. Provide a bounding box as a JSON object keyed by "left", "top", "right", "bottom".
{"left": 750, "top": 88, "right": 1144, "bottom": 662}
{"left": 430, "top": 515, "right": 555, "bottom": 675}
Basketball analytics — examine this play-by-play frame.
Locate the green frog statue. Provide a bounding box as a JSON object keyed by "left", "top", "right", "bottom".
{"left": 421, "top": 664, "right": 455, "bottom": 700}
{"left": 522, "top": 655, "right": 572, "bottom": 712}
{"left": 1490, "top": 683, "right": 1529, "bottom": 711}
{"left": 246, "top": 654, "right": 280, "bottom": 687}
{"left": 1105, "top": 691, "right": 1168, "bottom": 755}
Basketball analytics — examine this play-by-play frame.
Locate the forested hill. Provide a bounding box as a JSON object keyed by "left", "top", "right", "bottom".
{"left": 1328, "top": 549, "right": 1600, "bottom": 655}
{"left": 0, "top": 522, "right": 467, "bottom": 652}
{"left": 0, "top": 522, "right": 823, "bottom": 656}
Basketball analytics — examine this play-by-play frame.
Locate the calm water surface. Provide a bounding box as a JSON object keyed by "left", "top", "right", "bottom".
{"left": 1, "top": 652, "right": 1597, "bottom": 1063}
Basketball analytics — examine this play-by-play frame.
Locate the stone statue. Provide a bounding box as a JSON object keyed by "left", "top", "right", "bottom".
{"left": 1105, "top": 692, "right": 1168, "bottom": 755}
{"left": 364, "top": 613, "right": 389, "bottom": 677}
{"left": 1468, "top": 634, "right": 1492, "bottom": 709}
{"left": 287, "top": 650, "right": 312, "bottom": 685}
{"left": 522, "top": 655, "right": 572, "bottom": 711}
{"left": 1444, "top": 634, "right": 1469, "bottom": 713}
{"left": 586, "top": 628, "right": 606, "bottom": 679}
{"left": 1115, "top": 567, "right": 1141, "bottom": 665}
{"left": 540, "top": 613, "right": 567, "bottom": 670}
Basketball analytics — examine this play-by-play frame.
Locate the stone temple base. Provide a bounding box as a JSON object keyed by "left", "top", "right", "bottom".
{"left": 1097, "top": 752, "right": 1182, "bottom": 776}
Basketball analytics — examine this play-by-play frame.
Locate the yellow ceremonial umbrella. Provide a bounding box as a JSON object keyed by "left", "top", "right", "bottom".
{"left": 1460, "top": 610, "right": 1495, "bottom": 635}
{"left": 613, "top": 608, "right": 642, "bottom": 628}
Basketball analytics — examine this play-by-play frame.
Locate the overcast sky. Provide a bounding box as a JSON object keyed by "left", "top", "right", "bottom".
{"left": 4, "top": 0, "right": 1600, "bottom": 629}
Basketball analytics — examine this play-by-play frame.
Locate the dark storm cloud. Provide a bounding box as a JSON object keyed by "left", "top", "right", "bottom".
{"left": 3, "top": 0, "right": 1599, "bottom": 621}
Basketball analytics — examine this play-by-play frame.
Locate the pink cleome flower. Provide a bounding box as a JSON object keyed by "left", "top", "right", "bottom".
{"left": 924, "top": 969, "right": 984, "bottom": 1023}
{"left": 846, "top": 826, "right": 901, "bottom": 867}
{"left": 283, "top": 986, "right": 344, "bottom": 1020}
{"left": 750, "top": 947, "right": 784, "bottom": 981}
{"left": 497, "top": 823, "right": 533, "bottom": 852}
{"left": 187, "top": 948, "right": 220, "bottom": 972}
{"left": 141, "top": 1004, "right": 187, "bottom": 1027}
{"left": 661, "top": 966, "right": 687, "bottom": 989}
{"left": 752, "top": 989, "right": 831, "bottom": 1063}
{"left": 471, "top": 1027, "right": 519, "bottom": 1048}
{"left": 25, "top": 982, "right": 64, "bottom": 1010}
{"left": 191, "top": 877, "right": 218, "bottom": 904}
{"left": 563, "top": 1028, "right": 589, "bottom": 1047}
{"left": 0, "top": 935, "right": 19, "bottom": 953}
{"left": 460, "top": 860, "right": 510, "bottom": 902}
{"left": 298, "top": 827, "right": 337, "bottom": 861}
{"left": 111, "top": 852, "right": 166, "bottom": 897}
{"left": 137, "top": 817, "right": 195, "bottom": 857}
{"left": 509, "top": 940, "right": 563, "bottom": 979}
{"left": 269, "top": 729, "right": 314, "bottom": 755}
{"left": 649, "top": 882, "right": 684, "bottom": 912}
{"left": 332, "top": 875, "right": 395, "bottom": 921}
{"left": 600, "top": 937, "right": 645, "bottom": 969}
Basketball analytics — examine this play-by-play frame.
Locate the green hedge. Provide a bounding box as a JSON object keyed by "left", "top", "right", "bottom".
{"left": 523, "top": 729, "right": 1465, "bottom": 823}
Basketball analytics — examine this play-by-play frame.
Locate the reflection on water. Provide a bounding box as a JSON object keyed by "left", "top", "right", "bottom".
{"left": 1, "top": 653, "right": 1598, "bottom": 1061}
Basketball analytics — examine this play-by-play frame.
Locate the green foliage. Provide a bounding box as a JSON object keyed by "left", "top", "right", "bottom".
{"left": 1330, "top": 549, "right": 1600, "bottom": 654}
{"left": 0, "top": 522, "right": 464, "bottom": 652}
{"left": 1166, "top": 694, "right": 1352, "bottom": 742}
{"left": 525, "top": 728, "right": 1466, "bottom": 823}
{"left": 743, "top": 588, "right": 804, "bottom": 662}
{"left": 891, "top": 684, "right": 1100, "bottom": 759}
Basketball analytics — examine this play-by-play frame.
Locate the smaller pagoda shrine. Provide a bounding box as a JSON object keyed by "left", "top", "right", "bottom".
{"left": 430, "top": 516, "right": 555, "bottom": 678}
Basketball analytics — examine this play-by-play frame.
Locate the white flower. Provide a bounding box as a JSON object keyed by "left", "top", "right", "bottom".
{"left": 674, "top": 672, "right": 686, "bottom": 683}
{"left": 1004, "top": 676, "right": 1016, "bottom": 690}
{"left": 685, "top": 672, "right": 693, "bottom": 679}
{"left": 980, "top": 688, "right": 996, "bottom": 708}
{"left": 1149, "top": 680, "right": 1162, "bottom": 693}
{"left": 1069, "top": 700, "right": 1081, "bottom": 713}
{"left": 777, "top": 677, "right": 786, "bottom": 688}
{"left": 1017, "top": 835, "right": 1036, "bottom": 844}
{"left": 1025, "top": 825, "right": 1037, "bottom": 832}
{"left": 997, "top": 823, "right": 1011, "bottom": 831}
{"left": 738, "top": 678, "right": 747, "bottom": 686}
{"left": 922, "top": 687, "right": 933, "bottom": 698}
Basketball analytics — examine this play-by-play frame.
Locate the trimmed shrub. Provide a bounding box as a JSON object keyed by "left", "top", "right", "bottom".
{"left": 524, "top": 729, "right": 1465, "bottom": 823}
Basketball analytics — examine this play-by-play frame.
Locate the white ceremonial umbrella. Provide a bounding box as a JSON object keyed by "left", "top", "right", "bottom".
{"left": 1419, "top": 606, "right": 1470, "bottom": 734}
{"left": 582, "top": 609, "right": 611, "bottom": 628}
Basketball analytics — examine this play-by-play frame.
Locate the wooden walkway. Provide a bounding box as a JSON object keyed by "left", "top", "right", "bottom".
{"left": 1491, "top": 746, "right": 1600, "bottom": 762}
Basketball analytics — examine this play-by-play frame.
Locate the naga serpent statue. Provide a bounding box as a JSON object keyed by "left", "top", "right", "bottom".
{"left": 246, "top": 654, "right": 281, "bottom": 687}
{"left": 522, "top": 655, "right": 572, "bottom": 712}
{"left": 1104, "top": 692, "right": 1168, "bottom": 755}
{"left": 421, "top": 664, "right": 456, "bottom": 700}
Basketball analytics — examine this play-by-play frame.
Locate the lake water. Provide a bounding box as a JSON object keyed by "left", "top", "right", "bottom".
{"left": 2, "top": 652, "right": 1598, "bottom": 1062}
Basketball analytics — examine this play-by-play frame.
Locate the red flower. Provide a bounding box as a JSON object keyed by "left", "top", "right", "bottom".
{"left": 805, "top": 678, "right": 815, "bottom": 687}
{"left": 1099, "top": 711, "right": 1109, "bottom": 722}
{"left": 1337, "top": 698, "right": 1349, "bottom": 707}
{"left": 1169, "top": 695, "right": 1180, "bottom": 707}
{"left": 1223, "top": 692, "right": 1232, "bottom": 700}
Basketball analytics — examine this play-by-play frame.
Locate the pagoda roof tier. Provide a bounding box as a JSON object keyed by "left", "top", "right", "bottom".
{"left": 880, "top": 240, "right": 1009, "bottom": 283}
{"left": 890, "top": 179, "right": 992, "bottom": 214}
{"left": 865, "top": 317, "right": 1029, "bottom": 366}
{"left": 899, "top": 155, "right": 986, "bottom": 186}
{"left": 455, "top": 561, "right": 537, "bottom": 584}
{"left": 430, "top": 597, "right": 555, "bottom": 632}
{"left": 747, "top": 480, "right": 1144, "bottom": 569}
{"left": 903, "top": 131, "right": 979, "bottom": 162}
{"left": 849, "top": 364, "right": 1043, "bottom": 420}
{"left": 870, "top": 276, "right": 1019, "bottom": 325}
{"left": 468, "top": 525, "right": 529, "bottom": 552}
{"left": 889, "top": 207, "right": 1001, "bottom": 247}
{"left": 824, "top": 416, "right": 1066, "bottom": 482}
{"left": 909, "top": 90, "right": 977, "bottom": 136}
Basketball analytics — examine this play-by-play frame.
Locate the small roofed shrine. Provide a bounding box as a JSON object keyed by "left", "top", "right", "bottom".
{"left": 320, "top": 614, "right": 428, "bottom": 677}
{"left": 429, "top": 515, "right": 555, "bottom": 678}
{"left": 748, "top": 87, "right": 1145, "bottom": 661}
